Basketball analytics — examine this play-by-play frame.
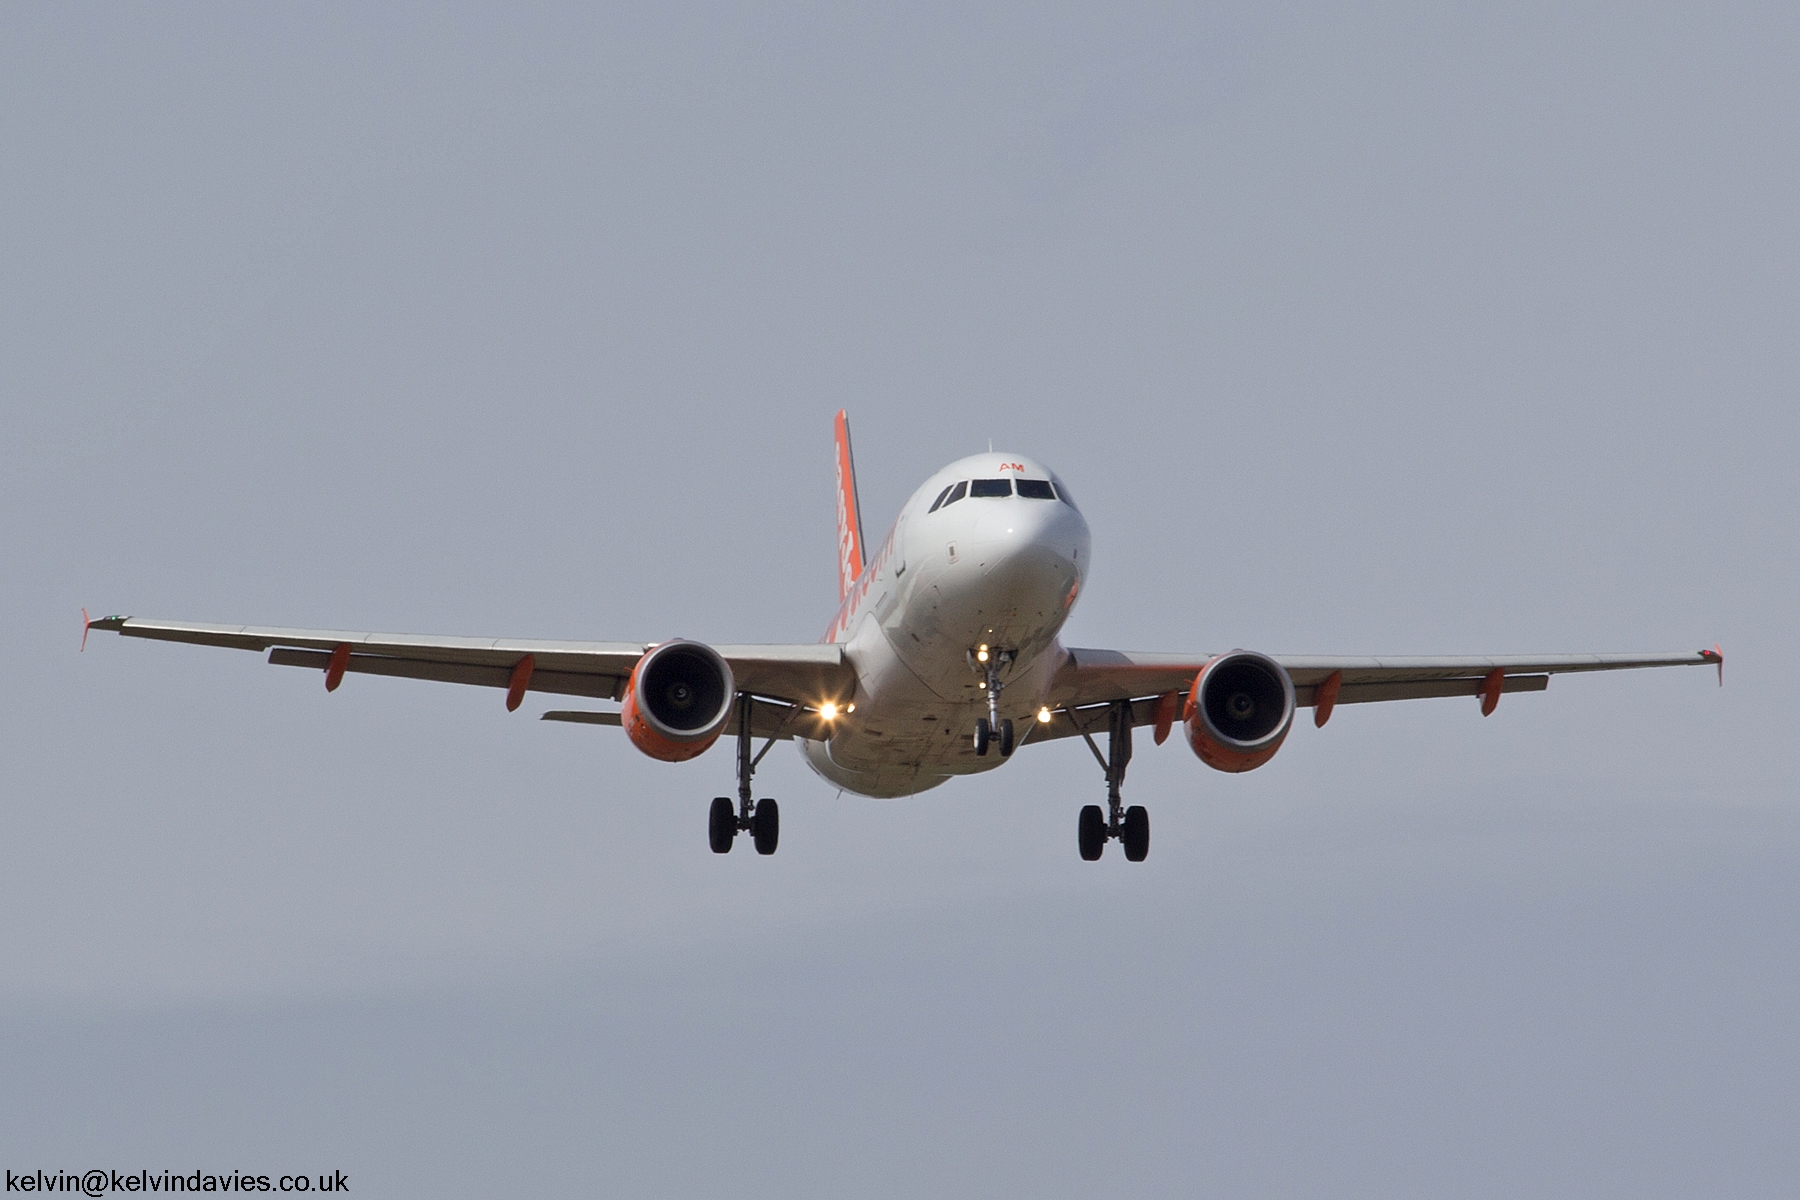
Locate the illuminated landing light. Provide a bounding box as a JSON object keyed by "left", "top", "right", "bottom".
{"left": 819, "top": 702, "right": 839, "bottom": 720}
{"left": 846, "top": 703, "right": 856, "bottom": 713}
{"left": 976, "top": 645, "right": 990, "bottom": 663}
{"left": 1037, "top": 707, "right": 1053, "bottom": 723}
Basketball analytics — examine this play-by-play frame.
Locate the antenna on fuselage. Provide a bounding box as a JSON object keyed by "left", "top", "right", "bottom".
{"left": 988, "top": 438, "right": 993, "bottom": 453}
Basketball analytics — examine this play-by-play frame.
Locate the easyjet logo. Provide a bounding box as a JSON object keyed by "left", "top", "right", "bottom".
{"left": 822, "top": 523, "right": 895, "bottom": 642}
{"left": 834, "top": 451, "right": 860, "bottom": 598}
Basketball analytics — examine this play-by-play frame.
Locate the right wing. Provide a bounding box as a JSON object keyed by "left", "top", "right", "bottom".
{"left": 85, "top": 615, "right": 852, "bottom": 710}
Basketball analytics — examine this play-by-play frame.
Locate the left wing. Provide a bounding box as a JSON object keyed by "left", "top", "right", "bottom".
{"left": 1026, "top": 646, "right": 1722, "bottom": 746}
{"left": 84, "top": 615, "right": 852, "bottom": 709}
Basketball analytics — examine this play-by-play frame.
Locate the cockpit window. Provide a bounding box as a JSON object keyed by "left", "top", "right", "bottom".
{"left": 1015, "top": 479, "right": 1056, "bottom": 500}
{"left": 940, "top": 480, "right": 968, "bottom": 507}
{"left": 1052, "top": 480, "right": 1078, "bottom": 510}
{"left": 969, "top": 478, "right": 1012, "bottom": 498}
{"left": 927, "top": 484, "right": 954, "bottom": 512}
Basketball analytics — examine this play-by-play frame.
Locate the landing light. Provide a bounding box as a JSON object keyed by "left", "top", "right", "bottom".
{"left": 819, "top": 702, "right": 839, "bottom": 720}
{"left": 976, "top": 645, "right": 990, "bottom": 663}
{"left": 1038, "top": 707, "right": 1053, "bottom": 723}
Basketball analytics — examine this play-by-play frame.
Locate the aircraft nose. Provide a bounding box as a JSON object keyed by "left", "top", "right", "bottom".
{"left": 971, "top": 497, "right": 1088, "bottom": 582}
{"left": 922, "top": 493, "right": 1090, "bottom": 653}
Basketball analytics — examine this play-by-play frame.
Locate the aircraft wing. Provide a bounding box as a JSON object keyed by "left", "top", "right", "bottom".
{"left": 1027, "top": 646, "right": 1722, "bottom": 748}
{"left": 84, "top": 615, "right": 853, "bottom": 708}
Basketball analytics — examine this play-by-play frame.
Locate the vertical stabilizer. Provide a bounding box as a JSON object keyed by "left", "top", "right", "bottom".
{"left": 833, "top": 409, "right": 867, "bottom": 602}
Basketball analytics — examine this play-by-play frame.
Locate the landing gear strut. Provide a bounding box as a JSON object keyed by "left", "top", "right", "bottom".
{"left": 1075, "top": 700, "right": 1149, "bottom": 862}
{"left": 972, "top": 650, "right": 1015, "bottom": 758}
{"left": 711, "top": 693, "right": 779, "bottom": 855}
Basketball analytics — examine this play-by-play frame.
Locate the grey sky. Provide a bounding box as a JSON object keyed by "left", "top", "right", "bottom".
{"left": 3, "top": 3, "right": 1795, "bottom": 1195}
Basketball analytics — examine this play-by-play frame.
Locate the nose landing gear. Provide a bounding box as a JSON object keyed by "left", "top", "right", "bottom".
{"left": 971, "top": 649, "right": 1016, "bottom": 758}
{"left": 1073, "top": 700, "right": 1149, "bottom": 862}
{"left": 711, "top": 693, "right": 780, "bottom": 855}
{"left": 972, "top": 715, "right": 1016, "bottom": 757}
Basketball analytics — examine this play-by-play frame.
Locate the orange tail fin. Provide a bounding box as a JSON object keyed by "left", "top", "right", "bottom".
{"left": 833, "top": 409, "right": 867, "bottom": 602}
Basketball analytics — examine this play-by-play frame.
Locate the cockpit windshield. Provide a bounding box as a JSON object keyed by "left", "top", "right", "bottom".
{"left": 931, "top": 476, "right": 1074, "bottom": 510}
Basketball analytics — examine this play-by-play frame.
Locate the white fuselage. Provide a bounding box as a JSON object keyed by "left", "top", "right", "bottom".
{"left": 801, "top": 454, "right": 1091, "bottom": 797}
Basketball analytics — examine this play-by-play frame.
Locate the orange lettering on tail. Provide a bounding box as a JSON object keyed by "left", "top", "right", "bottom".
{"left": 833, "top": 410, "right": 867, "bottom": 603}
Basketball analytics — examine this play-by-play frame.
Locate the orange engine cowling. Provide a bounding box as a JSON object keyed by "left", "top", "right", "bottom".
{"left": 1184, "top": 650, "right": 1296, "bottom": 773}
{"left": 621, "top": 640, "right": 736, "bottom": 762}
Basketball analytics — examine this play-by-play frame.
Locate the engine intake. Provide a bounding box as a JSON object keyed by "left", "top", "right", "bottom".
{"left": 621, "top": 640, "right": 736, "bottom": 762}
{"left": 1184, "top": 650, "right": 1296, "bottom": 773}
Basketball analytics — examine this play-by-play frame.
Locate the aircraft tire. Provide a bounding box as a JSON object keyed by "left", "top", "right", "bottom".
{"left": 973, "top": 718, "right": 990, "bottom": 756}
{"left": 752, "top": 797, "right": 780, "bottom": 855}
{"left": 709, "top": 797, "right": 736, "bottom": 854}
{"left": 998, "top": 718, "right": 1015, "bottom": 757}
{"left": 1121, "top": 805, "right": 1149, "bottom": 862}
{"left": 1078, "top": 805, "right": 1106, "bottom": 861}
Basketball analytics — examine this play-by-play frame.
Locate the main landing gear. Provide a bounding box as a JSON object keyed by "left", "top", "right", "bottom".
{"left": 972, "top": 649, "right": 1016, "bottom": 759}
{"left": 1074, "top": 700, "right": 1149, "bottom": 862}
{"left": 711, "top": 694, "right": 779, "bottom": 855}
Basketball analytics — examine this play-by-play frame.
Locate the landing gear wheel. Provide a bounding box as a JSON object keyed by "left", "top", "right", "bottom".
{"left": 998, "top": 718, "right": 1015, "bottom": 758}
{"left": 709, "top": 797, "right": 736, "bottom": 854}
{"left": 1121, "top": 805, "right": 1149, "bottom": 862}
{"left": 752, "top": 798, "right": 780, "bottom": 855}
{"left": 973, "top": 717, "right": 990, "bottom": 757}
{"left": 1078, "top": 805, "right": 1106, "bottom": 861}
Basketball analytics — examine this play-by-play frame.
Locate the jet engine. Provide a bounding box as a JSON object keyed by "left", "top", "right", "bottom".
{"left": 621, "top": 640, "right": 736, "bottom": 762}
{"left": 1184, "top": 650, "right": 1296, "bottom": 773}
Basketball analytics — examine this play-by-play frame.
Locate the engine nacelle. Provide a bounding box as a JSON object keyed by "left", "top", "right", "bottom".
{"left": 1184, "top": 650, "right": 1296, "bottom": 773}
{"left": 621, "top": 640, "right": 736, "bottom": 762}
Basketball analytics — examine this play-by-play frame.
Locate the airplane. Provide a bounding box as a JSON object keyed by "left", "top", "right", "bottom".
{"left": 85, "top": 411, "right": 1722, "bottom": 861}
